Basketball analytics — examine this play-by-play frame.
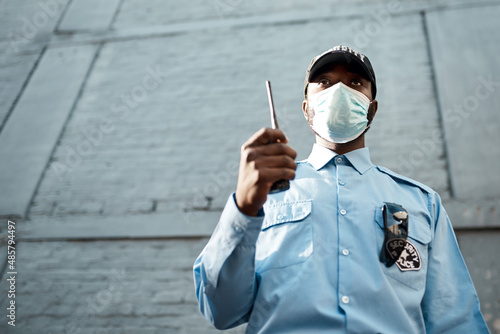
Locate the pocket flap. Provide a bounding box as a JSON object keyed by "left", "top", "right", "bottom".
{"left": 408, "top": 219, "right": 431, "bottom": 244}
{"left": 262, "top": 200, "right": 312, "bottom": 230}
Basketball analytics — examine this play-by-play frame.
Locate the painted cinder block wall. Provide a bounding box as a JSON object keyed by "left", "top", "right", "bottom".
{"left": 0, "top": 0, "right": 498, "bottom": 333}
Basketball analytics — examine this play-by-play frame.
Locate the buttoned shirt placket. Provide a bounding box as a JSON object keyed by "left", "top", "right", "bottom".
{"left": 334, "top": 155, "right": 352, "bottom": 315}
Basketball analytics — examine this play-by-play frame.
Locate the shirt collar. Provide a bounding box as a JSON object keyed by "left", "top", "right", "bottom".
{"left": 306, "top": 143, "right": 373, "bottom": 175}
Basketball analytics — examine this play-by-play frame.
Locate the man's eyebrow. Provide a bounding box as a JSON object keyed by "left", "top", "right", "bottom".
{"left": 310, "top": 73, "right": 330, "bottom": 81}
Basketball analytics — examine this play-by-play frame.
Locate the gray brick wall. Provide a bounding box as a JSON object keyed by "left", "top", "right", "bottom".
{"left": 30, "top": 8, "right": 447, "bottom": 219}
{"left": 0, "top": 238, "right": 246, "bottom": 333}
{"left": 0, "top": 0, "right": 498, "bottom": 333}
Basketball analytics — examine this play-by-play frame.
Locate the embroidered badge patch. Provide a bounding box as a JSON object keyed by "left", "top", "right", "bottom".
{"left": 386, "top": 239, "right": 421, "bottom": 271}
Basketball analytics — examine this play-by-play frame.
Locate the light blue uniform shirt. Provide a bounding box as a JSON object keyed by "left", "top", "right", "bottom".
{"left": 194, "top": 144, "right": 489, "bottom": 333}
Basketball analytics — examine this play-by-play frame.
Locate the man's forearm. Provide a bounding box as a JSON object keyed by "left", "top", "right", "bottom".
{"left": 193, "top": 194, "right": 263, "bottom": 329}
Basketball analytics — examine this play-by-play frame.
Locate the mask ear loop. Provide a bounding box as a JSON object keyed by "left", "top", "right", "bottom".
{"left": 365, "top": 101, "right": 374, "bottom": 131}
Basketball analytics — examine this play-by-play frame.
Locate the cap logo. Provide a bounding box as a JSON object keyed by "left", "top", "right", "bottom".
{"left": 331, "top": 45, "right": 365, "bottom": 62}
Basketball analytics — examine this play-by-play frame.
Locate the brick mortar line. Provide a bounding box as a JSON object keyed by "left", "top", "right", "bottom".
{"left": 422, "top": 0, "right": 499, "bottom": 13}
{"left": 107, "top": 0, "right": 126, "bottom": 31}
{"left": 47, "top": 1, "right": 500, "bottom": 48}
{"left": 0, "top": 46, "right": 47, "bottom": 135}
{"left": 16, "top": 235, "right": 210, "bottom": 242}
{"left": 420, "top": 11, "right": 456, "bottom": 198}
{"left": 24, "top": 43, "right": 104, "bottom": 219}
{"left": 53, "top": 0, "right": 76, "bottom": 33}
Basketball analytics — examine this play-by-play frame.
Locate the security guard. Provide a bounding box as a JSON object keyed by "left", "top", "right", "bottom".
{"left": 193, "top": 45, "right": 489, "bottom": 333}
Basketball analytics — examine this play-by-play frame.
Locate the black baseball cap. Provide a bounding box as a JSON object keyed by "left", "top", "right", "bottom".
{"left": 304, "top": 45, "right": 377, "bottom": 99}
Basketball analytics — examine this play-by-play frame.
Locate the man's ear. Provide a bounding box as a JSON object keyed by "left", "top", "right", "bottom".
{"left": 302, "top": 99, "right": 309, "bottom": 120}
{"left": 367, "top": 99, "right": 378, "bottom": 123}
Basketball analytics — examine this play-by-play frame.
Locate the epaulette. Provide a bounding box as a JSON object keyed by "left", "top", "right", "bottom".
{"left": 375, "top": 165, "right": 434, "bottom": 195}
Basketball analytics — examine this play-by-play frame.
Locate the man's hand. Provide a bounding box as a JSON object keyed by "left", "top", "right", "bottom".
{"left": 235, "top": 128, "right": 297, "bottom": 217}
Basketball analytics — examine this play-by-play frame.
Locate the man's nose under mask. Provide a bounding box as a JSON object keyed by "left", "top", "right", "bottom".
{"left": 307, "top": 82, "right": 371, "bottom": 144}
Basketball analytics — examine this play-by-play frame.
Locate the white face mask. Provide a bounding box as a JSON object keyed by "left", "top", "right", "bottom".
{"left": 307, "top": 82, "right": 371, "bottom": 144}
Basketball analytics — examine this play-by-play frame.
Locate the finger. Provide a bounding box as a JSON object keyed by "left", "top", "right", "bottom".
{"left": 259, "top": 167, "right": 296, "bottom": 183}
{"left": 254, "top": 155, "right": 297, "bottom": 170}
{"left": 256, "top": 143, "right": 297, "bottom": 160}
{"left": 244, "top": 128, "right": 288, "bottom": 148}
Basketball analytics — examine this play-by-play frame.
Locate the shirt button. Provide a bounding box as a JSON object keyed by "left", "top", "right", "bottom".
{"left": 233, "top": 224, "right": 243, "bottom": 233}
{"left": 342, "top": 249, "right": 349, "bottom": 256}
{"left": 336, "top": 157, "right": 343, "bottom": 164}
{"left": 342, "top": 296, "right": 350, "bottom": 304}
{"left": 277, "top": 214, "right": 284, "bottom": 220}
{"left": 338, "top": 180, "right": 345, "bottom": 186}
{"left": 340, "top": 209, "right": 346, "bottom": 215}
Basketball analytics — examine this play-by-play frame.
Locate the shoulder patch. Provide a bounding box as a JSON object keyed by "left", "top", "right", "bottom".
{"left": 375, "top": 166, "right": 434, "bottom": 194}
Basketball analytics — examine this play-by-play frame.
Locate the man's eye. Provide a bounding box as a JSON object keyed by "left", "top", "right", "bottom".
{"left": 319, "top": 79, "right": 331, "bottom": 86}
{"left": 351, "top": 79, "right": 362, "bottom": 86}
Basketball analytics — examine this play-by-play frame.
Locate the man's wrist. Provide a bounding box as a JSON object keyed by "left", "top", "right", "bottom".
{"left": 237, "top": 202, "right": 261, "bottom": 217}
{"left": 235, "top": 194, "right": 263, "bottom": 217}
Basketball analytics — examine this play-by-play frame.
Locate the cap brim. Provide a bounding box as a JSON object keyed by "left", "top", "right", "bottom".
{"left": 308, "top": 52, "right": 375, "bottom": 84}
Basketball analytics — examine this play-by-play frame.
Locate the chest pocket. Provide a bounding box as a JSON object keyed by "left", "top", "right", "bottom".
{"left": 374, "top": 205, "right": 431, "bottom": 291}
{"left": 255, "top": 200, "right": 313, "bottom": 273}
